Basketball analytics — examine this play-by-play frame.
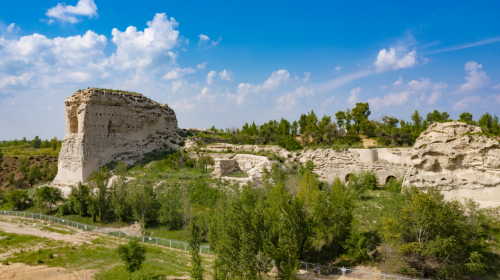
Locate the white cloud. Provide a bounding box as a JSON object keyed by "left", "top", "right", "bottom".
{"left": 407, "top": 78, "right": 447, "bottom": 91}
{"left": 303, "top": 72, "right": 311, "bottom": 82}
{"left": 0, "top": 73, "right": 34, "bottom": 88}
{"left": 161, "top": 67, "right": 196, "bottom": 80}
{"left": 427, "top": 92, "right": 441, "bottom": 105}
{"left": 334, "top": 66, "right": 341, "bottom": 73}
{"left": 171, "top": 98, "right": 195, "bottom": 111}
{"left": 196, "top": 86, "right": 215, "bottom": 101}
{"left": 347, "top": 87, "right": 361, "bottom": 106}
{"left": 274, "top": 86, "right": 314, "bottom": 111}
{"left": 206, "top": 71, "right": 217, "bottom": 85}
{"left": 316, "top": 70, "right": 372, "bottom": 93}
{"left": 46, "top": 0, "right": 98, "bottom": 23}
{"left": 7, "top": 23, "right": 19, "bottom": 33}
{"left": 196, "top": 62, "right": 207, "bottom": 69}
{"left": 110, "top": 13, "right": 179, "bottom": 70}
{"left": 458, "top": 61, "right": 490, "bottom": 93}
{"left": 198, "top": 34, "right": 221, "bottom": 49}
{"left": 495, "top": 94, "right": 500, "bottom": 104}
{"left": 374, "top": 48, "right": 418, "bottom": 72}
{"left": 262, "top": 69, "right": 290, "bottom": 90}
{"left": 172, "top": 79, "right": 188, "bottom": 92}
{"left": 368, "top": 91, "right": 410, "bottom": 109}
{"left": 453, "top": 95, "right": 482, "bottom": 110}
{"left": 219, "top": 69, "right": 232, "bottom": 81}
{"left": 322, "top": 96, "right": 335, "bottom": 107}
{"left": 276, "top": 93, "right": 296, "bottom": 111}
{"left": 393, "top": 76, "right": 403, "bottom": 86}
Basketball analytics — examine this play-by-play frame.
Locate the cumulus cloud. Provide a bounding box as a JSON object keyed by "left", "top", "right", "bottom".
{"left": 196, "top": 62, "right": 207, "bottom": 69}
{"left": 427, "top": 92, "right": 441, "bottom": 105}
{"left": 407, "top": 78, "right": 447, "bottom": 91}
{"left": 110, "top": 13, "right": 179, "bottom": 70}
{"left": 219, "top": 69, "right": 232, "bottom": 81}
{"left": 6, "top": 23, "right": 19, "bottom": 33}
{"left": 303, "top": 72, "right": 311, "bottom": 82}
{"left": 196, "top": 86, "right": 215, "bottom": 102}
{"left": 458, "top": 61, "right": 490, "bottom": 93}
{"left": 334, "top": 66, "right": 341, "bottom": 73}
{"left": 347, "top": 87, "right": 361, "bottom": 106}
{"left": 198, "top": 34, "right": 221, "bottom": 49}
{"left": 0, "top": 73, "right": 34, "bottom": 89}
{"left": 262, "top": 69, "right": 290, "bottom": 90}
{"left": 374, "top": 48, "right": 418, "bottom": 72}
{"left": 171, "top": 98, "right": 195, "bottom": 111}
{"left": 276, "top": 93, "right": 296, "bottom": 111}
{"left": 275, "top": 86, "right": 314, "bottom": 111}
{"left": 393, "top": 76, "right": 403, "bottom": 86}
{"left": 161, "top": 67, "right": 196, "bottom": 80}
{"left": 453, "top": 95, "right": 483, "bottom": 110}
{"left": 46, "top": 0, "right": 98, "bottom": 23}
{"left": 368, "top": 91, "right": 410, "bottom": 109}
{"left": 206, "top": 71, "right": 217, "bottom": 85}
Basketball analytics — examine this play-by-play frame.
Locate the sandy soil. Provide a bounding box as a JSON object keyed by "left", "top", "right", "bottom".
{"left": 0, "top": 263, "right": 95, "bottom": 280}
{"left": 360, "top": 135, "right": 377, "bottom": 148}
{"left": 0, "top": 221, "right": 96, "bottom": 245}
{"left": 116, "top": 222, "right": 143, "bottom": 235}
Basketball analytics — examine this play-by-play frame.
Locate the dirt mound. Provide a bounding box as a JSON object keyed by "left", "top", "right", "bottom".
{"left": 0, "top": 263, "right": 95, "bottom": 280}
{"left": 0, "top": 156, "right": 58, "bottom": 189}
{"left": 116, "top": 223, "right": 143, "bottom": 235}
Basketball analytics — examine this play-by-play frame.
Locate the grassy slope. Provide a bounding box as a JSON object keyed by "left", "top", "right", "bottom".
{"left": 0, "top": 218, "right": 213, "bottom": 279}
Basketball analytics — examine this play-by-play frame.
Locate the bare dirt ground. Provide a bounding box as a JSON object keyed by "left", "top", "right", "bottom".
{"left": 0, "top": 220, "right": 97, "bottom": 245}
{"left": 360, "top": 135, "right": 377, "bottom": 148}
{"left": 0, "top": 263, "right": 95, "bottom": 280}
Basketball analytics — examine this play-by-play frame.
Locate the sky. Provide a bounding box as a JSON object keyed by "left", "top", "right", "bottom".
{"left": 1, "top": 0, "right": 500, "bottom": 140}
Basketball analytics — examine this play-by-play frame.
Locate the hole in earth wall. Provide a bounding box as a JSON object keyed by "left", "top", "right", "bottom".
{"left": 385, "top": 176, "right": 397, "bottom": 185}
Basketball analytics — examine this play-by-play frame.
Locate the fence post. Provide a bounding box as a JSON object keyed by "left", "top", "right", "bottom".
{"left": 306, "top": 263, "right": 308, "bottom": 271}
{"left": 317, "top": 263, "right": 320, "bottom": 275}
{"left": 107, "top": 228, "right": 109, "bottom": 235}
{"left": 170, "top": 240, "right": 171, "bottom": 247}
{"left": 370, "top": 271, "right": 372, "bottom": 280}
{"left": 143, "top": 236, "right": 144, "bottom": 242}
{"left": 200, "top": 246, "right": 202, "bottom": 254}
{"left": 156, "top": 238, "right": 158, "bottom": 245}
{"left": 185, "top": 243, "right": 187, "bottom": 251}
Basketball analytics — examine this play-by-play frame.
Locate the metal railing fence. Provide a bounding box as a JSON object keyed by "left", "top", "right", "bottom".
{"left": 0, "top": 210, "right": 212, "bottom": 255}
{"left": 0, "top": 211, "right": 430, "bottom": 280}
{"left": 298, "top": 261, "right": 430, "bottom": 280}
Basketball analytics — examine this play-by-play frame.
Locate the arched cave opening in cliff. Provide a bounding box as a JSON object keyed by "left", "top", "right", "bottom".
{"left": 385, "top": 176, "right": 397, "bottom": 185}
{"left": 345, "top": 174, "right": 351, "bottom": 183}
{"left": 69, "top": 106, "right": 78, "bottom": 133}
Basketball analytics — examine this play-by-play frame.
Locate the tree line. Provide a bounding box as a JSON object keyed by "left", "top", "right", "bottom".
{"left": 0, "top": 136, "right": 62, "bottom": 150}
{"left": 207, "top": 104, "right": 499, "bottom": 150}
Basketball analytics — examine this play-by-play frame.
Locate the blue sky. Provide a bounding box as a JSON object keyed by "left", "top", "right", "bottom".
{"left": 1, "top": 0, "right": 500, "bottom": 139}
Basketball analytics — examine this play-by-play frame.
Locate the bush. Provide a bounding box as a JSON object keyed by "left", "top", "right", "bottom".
{"left": 344, "top": 230, "right": 369, "bottom": 262}
{"left": 6, "top": 190, "right": 29, "bottom": 210}
{"left": 348, "top": 171, "right": 378, "bottom": 197}
{"left": 386, "top": 177, "right": 403, "bottom": 194}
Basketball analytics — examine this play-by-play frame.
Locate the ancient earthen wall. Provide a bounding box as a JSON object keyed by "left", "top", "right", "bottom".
{"left": 53, "top": 88, "right": 183, "bottom": 186}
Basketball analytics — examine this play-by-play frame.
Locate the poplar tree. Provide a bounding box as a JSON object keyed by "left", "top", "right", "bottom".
{"left": 188, "top": 218, "right": 204, "bottom": 280}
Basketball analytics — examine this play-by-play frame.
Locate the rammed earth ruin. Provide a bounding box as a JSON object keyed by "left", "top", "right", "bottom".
{"left": 53, "top": 89, "right": 500, "bottom": 207}
{"left": 53, "top": 88, "right": 184, "bottom": 186}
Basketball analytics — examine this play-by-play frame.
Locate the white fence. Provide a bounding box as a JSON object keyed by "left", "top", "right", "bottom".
{"left": 0, "top": 211, "right": 430, "bottom": 280}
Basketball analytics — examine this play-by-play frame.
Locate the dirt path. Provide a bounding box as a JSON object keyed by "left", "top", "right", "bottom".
{"left": 0, "top": 221, "right": 96, "bottom": 245}
{"left": 0, "top": 263, "right": 95, "bottom": 280}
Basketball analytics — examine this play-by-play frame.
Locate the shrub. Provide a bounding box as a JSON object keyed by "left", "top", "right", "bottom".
{"left": 6, "top": 190, "right": 29, "bottom": 210}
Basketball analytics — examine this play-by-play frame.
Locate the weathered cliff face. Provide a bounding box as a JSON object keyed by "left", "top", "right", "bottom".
{"left": 403, "top": 121, "right": 500, "bottom": 207}
{"left": 296, "top": 148, "right": 412, "bottom": 184}
{"left": 53, "top": 88, "right": 183, "bottom": 186}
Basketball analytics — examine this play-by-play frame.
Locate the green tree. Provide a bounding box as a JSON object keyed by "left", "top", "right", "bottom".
{"left": 70, "top": 182, "right": 90, "bottom": 216}
{"left": 35, "top": 186, "right": 63, "bottom": 212}
{"left": 6, "top": 190, "right": 29, "bottom": 210}
{"left": 50, "top": 137, "right": 58, "bottom": 151}
{"left": 197, "top": 155, "right": 215, "bottom": 173}
{"left": 110, "top": 176, "right": 130, "bottom": 222}
{"left": 27, "top": 164, "right": 41, "bottom": 186}
{"left": 426, "top": 110, "right": 450, "bottom": 124}
{"left": 382, "top": 187, "right": 486, "bottom": 278}
{"left": 313, "top": 177, "right": 357, "bottom": 255}
{"left": 18, "top": 157, "right": 30, "bottom": 179}
{"left": 459, "top": 112, "right": 475, "bottom": 124}
{"left": 131, "top": 184, "right": 158, "bottom": 229}
{"left": 188, "top": 218, "right": 204, "bottom": 280}
{"left": 478, "top": 112, "right": 493, "bottom": 132}
{"left": 117, "top": 239, "right": 147, "bottom": 280}
{"left": 296, "top": 170, "right": 318, "bottom": 213}
{"left": 158, "top": 187, "right": 184, "bottom": 230}
{"left": 87, "top": 166, "right": 111, "bottom": 221}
